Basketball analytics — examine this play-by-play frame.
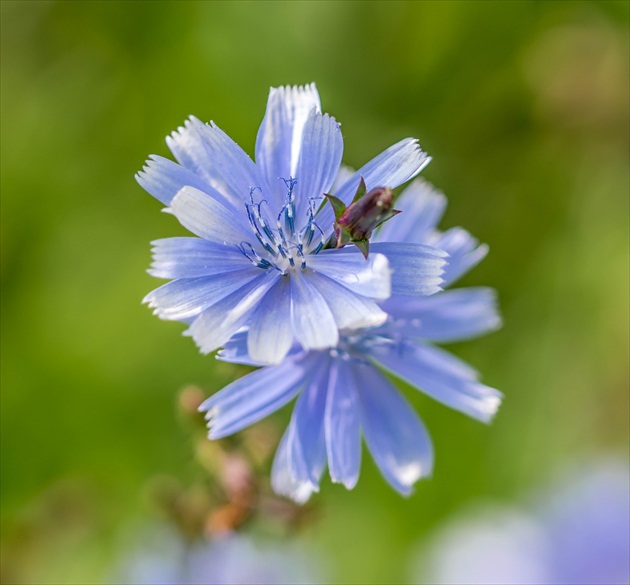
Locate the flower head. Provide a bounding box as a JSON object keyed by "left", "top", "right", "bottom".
{"left": 120, "top": 532, "right": 320, "bottom": 585}
{"left": 200, "top": 179, "right": 502, "bottom": 502}
{"left": 138, "top": 84, "right": 446, "bottom": 364}
{"left": 415, "top": 459, "right": 630, "bottom": 585}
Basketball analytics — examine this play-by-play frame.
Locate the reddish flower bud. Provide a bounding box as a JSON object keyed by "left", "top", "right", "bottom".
{"left": 324, "top": 180, "right": 401, "bottom": 257}
{"left": 336, "top": 186, "right": 397, "bottom": 241}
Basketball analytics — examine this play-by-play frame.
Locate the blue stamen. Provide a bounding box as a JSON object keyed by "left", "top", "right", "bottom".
{"left": 279, "top": 177, "right": 297, "bottom": 234}
{"left": 239, "top": 242, "right": 273, "bottom": 269}
{"left": 237, "top": 177, "right": 326, "bottom": 273}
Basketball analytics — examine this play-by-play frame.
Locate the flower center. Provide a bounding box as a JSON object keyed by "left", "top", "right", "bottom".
{"left": 237, "top": 178, "right": 327, "bottom": 275}
{"left": 327, "top": 331, "right": 390, "bottom": 365}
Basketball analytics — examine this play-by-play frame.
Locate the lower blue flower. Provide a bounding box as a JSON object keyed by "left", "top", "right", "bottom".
{"left": 202, "top": 299, "right": 501, "bottom": 502}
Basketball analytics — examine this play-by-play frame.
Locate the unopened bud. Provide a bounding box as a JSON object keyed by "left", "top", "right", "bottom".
{"left": 324, "top": 180, "right": 401, "bottom": 258}
{"left": 325, "top": 177, "right": 400, "bottom": 258}
{"left": 336, "top": 186, "right": 397, "bottom": 241}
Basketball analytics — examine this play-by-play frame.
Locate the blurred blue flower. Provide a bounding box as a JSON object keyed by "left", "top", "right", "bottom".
{"left": 201, "top": 180, "right": 502, "bottom": 502}
{"left": 138, "top": 84, "right": 446, "bottom": 364}
{"left": 119, "top": 532, "right": 321, "bottom": 585}
{"left": 414, "top": 459, "right": 630, "bottom": 585}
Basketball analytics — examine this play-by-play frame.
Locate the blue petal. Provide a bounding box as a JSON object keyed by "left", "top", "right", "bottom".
{"left": 247, "top": 277, "right": 294, "bottom": 365}
{"left": 432, "top": 227, "right": 489, "bottom": 286}
{"left": 199, "top": 358, "right": 306, "bottom": 439}
{"left": 167, "top": 117, "right": 264, "bottom": 206}
{"left": 307, "top": 250, "right": 391, "bottom": 300}
{"left": 370, "top": 242, "right": 447, "bottom": 296}
{"left": 143, "top": 268, "right": 260, "bottom": 321}
{"left": 282, "top": 356, "right": 329, "bottom": 490}
{"left": 325, "top": 361, "right": 361, "bottom": 489}
{"left": 169, "top": 186, "right": 252, "bottom": 244}
{"left": 136, "top": 155, "right": 234, "bottom": 210}
{"left": 186, "top": 270, "right": 280, "bottom": 354}
{"left": 330, "top": 164, "right": 355, "bottom": 196}
{"left": 293, "top": 109, "right": 343, "bottom": 221}
{"left": 166, "top": 116, "right": 233, "bottom": 197}
{"left": 289, "top": 355, "right": 331, "bottom": 485}
{"left": 335, "top": 138, "right": 430, "bottom": 201}
{"left": 271, "top": 428, "right": 317, "bottom": 504}
{"left": 374, "top": 178, "right": 447, "bottom": 244}
{"left": 148, "top": 237, "right": 247, "bottom": 279}
{"left": 381, "top": 287, "right": 502, "bottom": 343}
{"left": 304, "top": 271, "right": 388, "bottom": 331}
{"left": 217, "top": 330, "right": 267, "bottom": 367}
{"left": 371, "top": 341, "right": 502, "bottom": 423}
{"left": 196, "top": 121, "right": 268, "bottom": 204}
{"left": 290, "top": 270, "right": 339, "bottom": 351}
{"left": 317, "top": 138, "right": 431, "bottom": 233}
{"left": 255, "top": 84, "right": 321, "bottom": 206}
{"left": 354, "top": 363, "right": 433, "bottom": 494}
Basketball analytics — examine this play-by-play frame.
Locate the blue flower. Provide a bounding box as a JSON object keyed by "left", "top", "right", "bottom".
{"left": 200, "top": 179, "right": 502, "bottom": 502}
{"left": 119, "top": 532, "right": 321, "bottom": 585}
{"left": 415, "top": 459, "right": 630, "bottom": 585}
{"left": 138, "top": 84, "right": 446, "bottom": 364}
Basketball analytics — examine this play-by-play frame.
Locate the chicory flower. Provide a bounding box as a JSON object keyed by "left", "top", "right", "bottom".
{"left": 138, "top": 84, "right": 446, "bottom": 365}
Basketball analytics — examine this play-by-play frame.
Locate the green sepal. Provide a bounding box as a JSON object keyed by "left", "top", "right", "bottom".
{"left": 336, "top": 226, "right": 354, "bottom": 247}
{"left": 351, "top": 176, "right": 367, "bottom": 204}
{"left": 352, "top": 239, "right": 370, "bottom": 259}
{"left": 324, "top": 193, "right": 347, "bottom": 220}
{"left": 374, "top": 208, "right": 402, "bottom": 229}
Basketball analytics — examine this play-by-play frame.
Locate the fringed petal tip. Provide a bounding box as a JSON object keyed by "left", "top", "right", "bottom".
{"left": 166, "top": 115, "right": 205, "bottom": 145}
{"left": 269, "top": 82, "right": 320, "bottom": 104}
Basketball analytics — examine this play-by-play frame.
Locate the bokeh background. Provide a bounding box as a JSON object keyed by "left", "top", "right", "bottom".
{"left": 2, "top": 1, "right": 628, "bottom": 583}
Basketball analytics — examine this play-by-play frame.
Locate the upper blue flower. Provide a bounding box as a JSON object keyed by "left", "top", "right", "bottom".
{"left": 137, "top": 84, "right": 446, "bottom": 364}
{"left": 200, "top": 179, "right": 502, "bottom": 502}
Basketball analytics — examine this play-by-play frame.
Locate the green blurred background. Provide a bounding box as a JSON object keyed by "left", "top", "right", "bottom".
{"left": 1, "top": 1, "right": 628, "bottom": 583}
